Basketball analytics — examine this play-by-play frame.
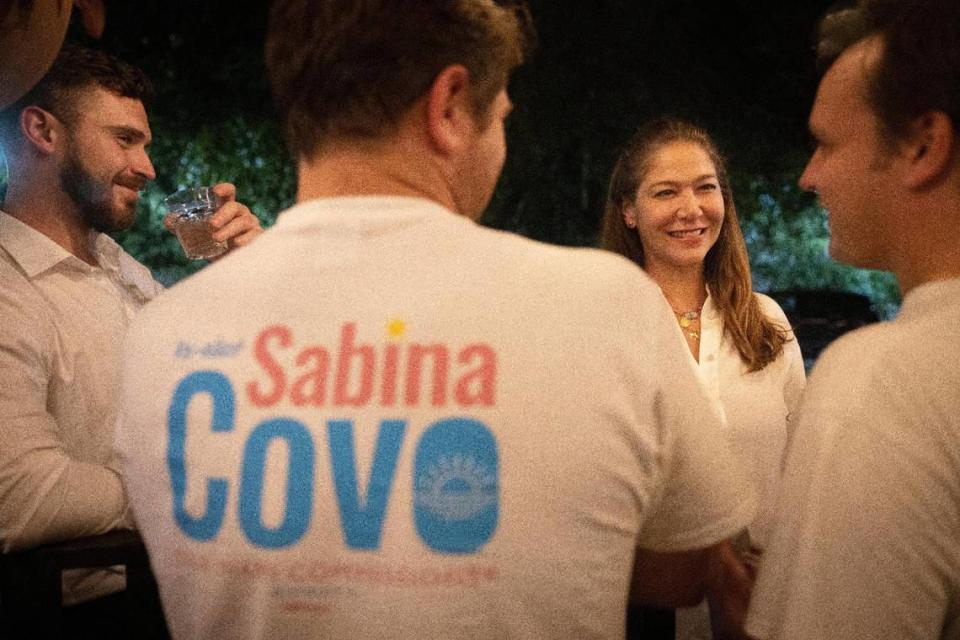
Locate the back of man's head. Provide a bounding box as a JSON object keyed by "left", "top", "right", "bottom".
{"left": 265, "top": 0, "right": 533, "bottom": 160}
{"left": 0, "top": 44, "right": 151, "bottom": 156}
{"left": 817, "top": 0, "right": 959, "bottom": 149}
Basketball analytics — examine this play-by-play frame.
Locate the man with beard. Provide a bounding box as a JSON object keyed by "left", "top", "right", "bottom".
{"left": 0, "top": 44, "right": 261, "bottom": 620}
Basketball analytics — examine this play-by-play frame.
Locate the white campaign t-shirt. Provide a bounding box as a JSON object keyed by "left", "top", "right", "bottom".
{"left": 119, "top": 197, "right": 755, "bottom": 639}
{"left": 746, "top": 277, "right": 960, "bottom": 640}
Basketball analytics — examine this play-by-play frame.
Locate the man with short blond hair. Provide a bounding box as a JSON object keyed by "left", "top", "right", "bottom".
{"left": 119, "top": 2, "right": 757, "bottom": 638}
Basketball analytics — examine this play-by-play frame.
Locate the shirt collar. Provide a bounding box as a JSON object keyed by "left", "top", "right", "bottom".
{"left": 89, "top": 228, "right": 160, "bottom": 303}
{"left": 0, "top": 209, "right": 159, "bottom": 301}
{"left": 91, "top": 230, "right": 125, "bottom": 275}
{"left": 701, "top": 285, "right": 719, "bottom": 320}
{"left": 272, "top": 195, "right": 465, "bottom": 234}
{"left": 0, "top": 209, "right": 77, "bottom": 277}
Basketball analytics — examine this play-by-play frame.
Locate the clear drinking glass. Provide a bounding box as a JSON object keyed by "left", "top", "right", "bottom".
{"left": 163, "top": 186, "right": 229, "bottom": 260}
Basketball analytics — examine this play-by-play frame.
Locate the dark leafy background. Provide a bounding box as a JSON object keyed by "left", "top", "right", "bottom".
{"left": 1, "top": 0, "right": 899, "bottom": 314}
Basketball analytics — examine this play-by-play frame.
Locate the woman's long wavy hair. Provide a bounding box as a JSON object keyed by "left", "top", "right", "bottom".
{"left": 600, "top": 117, "right": 788, "bottom": 372}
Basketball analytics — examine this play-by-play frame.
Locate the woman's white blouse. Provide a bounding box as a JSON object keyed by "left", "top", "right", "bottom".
{"left": 687, "top": 291, "right": 806, "bottom": 549}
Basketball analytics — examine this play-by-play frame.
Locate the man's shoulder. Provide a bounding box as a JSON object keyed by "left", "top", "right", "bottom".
{"left": 0, "top": 250, "right": 57, "bottom": 355}
{"left": 812, "top": 319, "right": 894, "bottom": 368}
{"left": 804, "top": 316, "right": 954, "bottom": 422}
{"left": 152, "top": 219, "right": 658, "bottom": 307}
{"left": 510, "top": 233, "right": 648, "bottom": 273}
{"left": 0, "top": 248, "right": 48, "bottom": 315}
{"left": 814, "top": 313, "right": 937, "bottom": 374}
{"left": 467, "top": 224, "right": 660, "bottom": 295}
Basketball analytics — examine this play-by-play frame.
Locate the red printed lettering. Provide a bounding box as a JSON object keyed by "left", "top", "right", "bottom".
{"left": 455, "top": 344, "right": 497, "bottom": 406}
{"left": 246, "top": 325, "right": 291, "bottom": 407}
{"left": 334, "top": 323, "right": 374, "bottom": 406}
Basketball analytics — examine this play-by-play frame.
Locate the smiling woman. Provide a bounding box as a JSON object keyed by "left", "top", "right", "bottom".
{"left": 624, "top": 140, "right": 725, "bottom": 288}
{"left": 601, "top": 118, "right": 792, "bottom": 369}
{"left": 599, "top": 117, "right": 806, "bottom": 640}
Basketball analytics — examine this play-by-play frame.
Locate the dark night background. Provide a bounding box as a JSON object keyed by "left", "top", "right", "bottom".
{"left": 39, "top": 0, "right": 899, "bottom": 326}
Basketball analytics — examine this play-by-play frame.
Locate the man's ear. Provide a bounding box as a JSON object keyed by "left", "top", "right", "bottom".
{"left": 19, "top": 106, "right": 60, "bottom": 156}
{"left": 902, "top": 111, "right": 956, "bottom": 189}
{"left": 425, "top": 64, "right": 475, "bottom": 156}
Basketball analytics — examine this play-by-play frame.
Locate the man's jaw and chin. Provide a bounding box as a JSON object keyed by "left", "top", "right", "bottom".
{"left": 60, "top": 156, "right": 140, "bottom": 234}
{"left": 827, "top": 225, "right": 889, "bottom": 273}
{"left": 86, "top": 198, "right": 137, "bottom": 234}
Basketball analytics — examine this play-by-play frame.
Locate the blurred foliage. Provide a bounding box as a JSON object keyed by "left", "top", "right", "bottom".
{"left": 734, "top": 173, "right": 901, "bottom": 319}
{"left": 112, "top": 115, "right": 294, "bottom": 285}
{"left": 483, "top": 0, "right": 831, "bottom": 246}
{"left": 94, "top": 0, "right": 293, "bottom": 284}
{"left": 0, "top": 0, "right": 901, "bottom": 315}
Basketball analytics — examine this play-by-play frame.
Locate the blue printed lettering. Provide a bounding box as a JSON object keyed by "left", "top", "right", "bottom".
{"left": 167, "top": 371, "right": 234, "bottom": 541}
{"left": 413, "top": 417, "right": 499, "bottom": 553}
{"left": 167, "top": 372, "right": 499, "bottom": 553}
{"left": 239, "top": 418, "right": 316, "bottom": 548}
{"left": 327, "top": 420, "right": 406, "bottom": 550}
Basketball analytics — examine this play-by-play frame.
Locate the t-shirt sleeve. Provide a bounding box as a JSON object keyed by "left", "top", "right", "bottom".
{"left": 758, "top": 294, "right": 806, "bottom": 458}
{"left": 746, "top": 338, "right": 958, "bottom": 639}
{"left": 635, "top": 296, "right": 757, "bottom": 552}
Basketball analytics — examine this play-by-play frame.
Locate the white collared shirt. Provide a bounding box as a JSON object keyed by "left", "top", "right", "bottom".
{"left": 692, "top": 291, "right": 806, "bottom": 549}
{"left": 0, "top": 210, "right": 162, "bottom": 604}
{"left": 675, "top": 291, "right": 806, "bottom": 640}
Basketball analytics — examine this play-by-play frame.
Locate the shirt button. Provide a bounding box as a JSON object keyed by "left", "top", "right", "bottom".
{"left": 706, "top": 355, "right": 715, "bottom": 362}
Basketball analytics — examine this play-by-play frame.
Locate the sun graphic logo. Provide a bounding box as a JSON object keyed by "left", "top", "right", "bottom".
{"left": 415, "top": 454, "right": 497, "bottom": 522}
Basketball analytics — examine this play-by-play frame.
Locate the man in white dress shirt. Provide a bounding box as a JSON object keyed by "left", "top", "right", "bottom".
{"left": 745, "top": 0, "right": 960, "bottom": 638}
{"left": 0, "top": 44, "right": 261, "bottom": 628}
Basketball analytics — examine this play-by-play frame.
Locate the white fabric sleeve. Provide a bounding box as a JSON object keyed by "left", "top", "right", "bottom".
{"left": 746, "top": 344, "right": 958, "bottom": 640}
{"left": 780, "top": 336, "right": 805, "bottom": 452}
{"left": 760, "top": 294, "right": 806, "bottom": 460}
{"left": 636, "top": 299, "right": 757, "bottom": 552}
{"left": 0, "top": 295, "right": 129, "bottom": 551}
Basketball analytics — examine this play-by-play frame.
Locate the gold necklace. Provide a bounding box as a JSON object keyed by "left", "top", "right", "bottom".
{"left": 672, "top": 308, "right": 702, "bottom": 341}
